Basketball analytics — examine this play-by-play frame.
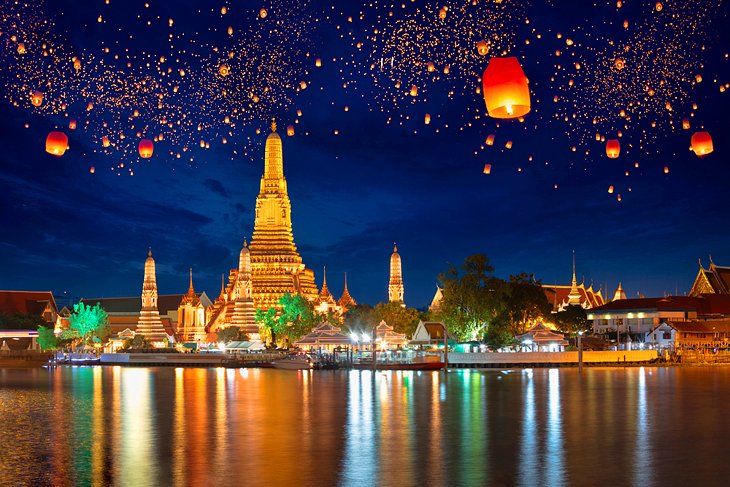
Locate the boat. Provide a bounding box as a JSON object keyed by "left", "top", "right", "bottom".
{"left": 352, "top": 361, "right": 445, "bottom": 371}
{"left": 0, "top": 350, "right": 53, "bottom": 368}
{"left": 271, "top": 354, "right": 315, "bottom": 370}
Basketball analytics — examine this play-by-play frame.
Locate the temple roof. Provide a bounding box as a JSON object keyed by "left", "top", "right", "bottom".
{"left": 0, "top": 290, "right": 58, "bottom": 317}
{"left": 337, "top": 273, "right": 356, "bottom": 308}
{"left": 589, "top": 294, "right": 730, "bottom": 316}
{"left": 690, "top": 260, "right": 730, "bottom": 296}
{"left": 294, "top": 322, "right": 354, "bottom": 346}
{"left": 665, "top": 319, "right": 730, "bottom": 334}
{"left": 543, "top": 283, "right": 604, "bottom": 310}
{"left": 81, "top": 294, "right": 203, "bottom": 315}
{"left": 516, "top": 322, "right": 568, "bottom": 344}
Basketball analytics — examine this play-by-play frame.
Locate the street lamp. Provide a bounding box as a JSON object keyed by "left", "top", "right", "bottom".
{"left": 578, "top": 331, "right": 584, "bottom": 373}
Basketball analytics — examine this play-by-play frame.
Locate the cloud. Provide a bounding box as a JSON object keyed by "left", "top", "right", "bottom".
{"left": 203, "top": 178, "right": 230, "bottom": 198}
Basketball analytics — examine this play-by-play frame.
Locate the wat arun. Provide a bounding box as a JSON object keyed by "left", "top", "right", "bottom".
{"left": 206, "top": 121, "right": 319, "bottom": 334}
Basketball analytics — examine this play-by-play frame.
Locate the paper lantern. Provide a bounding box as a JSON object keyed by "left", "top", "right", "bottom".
{"left": 17, "top": 43, "right": 26, "bottom": 54}
{"left": 424, "top": 113, "right": 431, "bottom": 125}
{"left": 287, "top": 125, "right": 295, "bottom": 136}
{"left": 505, "top": 140, "right": 513, "bottom": 149}
{"left": 102, "top": 136, "right": 110, "bottom": 147}
{"left": 608, "top": 185, "right": 614, "bottom": 194}
{"left": 606, "top": 139, "right": 620, "bottom": 158}
{"left": 90, "top": 166, "right": 95, "bottom": 174}
{"left": 260, "top": 8, "right": 267, "bottom": 18}
{"left": 482, "top": 57, "right": 531, "bottom": 119}
{"left": 30, "top": 91, "right": 43, "bottom": 106}
{"left": 438, "top": 8, "right": 447, "bottom": 19}
{"left": 691, "top": 131, "right": 713, "bottom": 156}
{"left": 410, "top": 85, "right": 418, "bottom": 97}
{"left": 663, "top": 166, "right": 669, "bottom": 174}
{"left": 315, "top": 58, "right": 322, "bottom": 67}
{"left": 682, "top": 118, "right": 690, "bottom": 130}
{"left": 68, "top": 119, "right": 76, "bottom": 130}
{"left": 427, "top": 62, "right": 435, "bottom": 72}
{"left": 483, "top": 164, "right": 492, "bottom": 175}
{"left": 219, "top": 64, "right": 230, "bottom": 76}
{"left": 45, "top": 131, "right": 68, "bottom": 156}
{"left": 139, "top": 139, "right": 154, "bottom": 158}
{"left": 486, "top": 134, "right": 495, "bottom": 146}
{"left": 476, "top": 40, "right": 490, "bottom": 56}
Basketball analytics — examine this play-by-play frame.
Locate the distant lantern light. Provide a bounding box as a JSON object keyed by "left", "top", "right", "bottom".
{"left": 606, "top": 139, "right": 621, "bottom": 158}
{"left": 45, "top": 131, "right": 68, "bottom": 156}
{"left": 608, "top": 185, "right": 614, "bottom": 194}
{"left": 315, "top": 58, "right": 322, "bottom": 67}
{"left": 655, "top": 2, "right": 663, "bottom": 11}
{"left": 486, "top": 134, "right": 495, "bottom": 146}
{"left": 410, "top": 85, "right": 418, "bottom": 97}
{"left": 90, "top": 166, "right": 95, "bottom": 174}
{"left": 691, "top": 131, "right": 713, "bottom": 156}
{"left": 505, "top": 140, "right": 513, "bottom": 149}
{"left": 682, "top": 118, "right": 690, "bottom": 130}
{"left": 87, "top": 102, "right": 94, "bottom": 111}
{"left": 443, "top": 65, "right": 450, "bottom": 74}
{"left": 17, "top": 42, "right": 26, "bottom": 54}
{"left": 287, "top": 125, "right": 295, "bottom": 136}
{"left": 438, "top": 7, "right": 447, "bottom": 19}
{"left": 102, "top": 136, "right": 110, "bottom": 147}
{"left": 427, "top": 62, "right": 435, "bottom": 72}
{"left": 73, "top": 59, "right": 81, "bottom": 71}
{"left": 219, "top": 64, "right": 230, "bottom": 76}
{"left": 299, "top": 81, "right": 307, "bottom": 89}
{"left": 227, "top": 26, "right": 233, "bottom": 35}
{"left": 424, "top": 113, "right": 431, "bottom": 124}
{"left": 139, "top": 139, "right": 154, "bottom": 158}
{"left": 68, "top": 119, "right": 76, "bottom": 130}
{"left": 695, "top": 74, "right": 702, "bottom": 83}
{"left": 483, "top": 164, "right": 492, "bottom": 174}
{"left": 482, "top": 57, "right": 531, "bottom": 119}
{"left": 260, "top": 8, "right": 267, "bottom": 18}
{"left": 476, "top": 40, "right": 490, "bottom": 56}
{"left": 30, "top": 91, "right": 44, "bottom": 106}
{"left": 614, "top": 58, "right": 625, "bottom": 70}
{"left": 663, "top": 166, "right": 669, "bottom": 174}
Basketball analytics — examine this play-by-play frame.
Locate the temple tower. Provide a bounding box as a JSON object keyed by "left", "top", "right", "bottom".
{"left": 136, "top": 249, "right": 167, "bottom": 341}
{"left": 338, "top": 273, "right": 357, "bottom": 311}
{"left": 230, "top": 239, "right": 257, "bottom": 333}
{"left": 249, "top": 120, "right": 319, "bottom": 310}
{"left": 388, "top": 243, "right": 405, "bottom": 306}
{"left": 567, "top": 251, "right": 582, "bottom": 306}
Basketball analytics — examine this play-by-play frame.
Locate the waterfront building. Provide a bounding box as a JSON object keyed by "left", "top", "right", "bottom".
{"left": 0, "top": 290, "right": 61, "bottom": 332}
{"left": 315, "top": 266, "right": 342, "bottom": 315}
{"left": 516, "top": 322, "right": 568, "bottom": 352}
{"left": 374, "top": 320, "right": 408, "bottom": 348}
{"left": 337, "top": 273, "right": 357, "bottom": 311}
{"left": 136, "top": 249, "right": 168, "bottom": 342}
{"left": 294, "top": 322, "right": 355, "bottom": 352}
{"left": 542, "top": 255, "right": 605, "bottom": 312}
{"left": 690, "top": 258, "right": 730, "bottom": 296}
{"left": 657, "top": 320, "right": 730, "bottom": 349}
{"left": 388, "top": 243, "right": 405, "bottom": 306}
{"left": 411, "top": 320, "right": 447, "bottom": 347}
{"left": 428, "top": 286, "right": 443, "bottom": 313}
{"left": 177, "top": 269, "right": 212, "bottom": 342}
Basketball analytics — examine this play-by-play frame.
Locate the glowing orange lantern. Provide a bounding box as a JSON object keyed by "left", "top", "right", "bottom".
{"left": 30, "top": 91, "right": 43, "bottom": 106}
{"left": 260, "top": 8, "right": 267, "bottom": 18}
{"left": 219, "top": 64, "right": 230, "bottom": 76}
{"left": 315, "top": 58, "right": 322, "bottom": 67}
{"left": 608, "top": 185, "right": 614, "bottom": 194}
{"left": 438, "top": 8, "right": 447, "bottom": 19}
{"left": 483, "top": 164, "right": 492, "bottom": 174}
{"left": 486, "top": 134, "right": 495, "bottom": 146}
{"left": 606, "top": 139, "right": 620, "bottom": 158}
{"left": 427, "top": 62, "right": 435, "bottom": 72}
{"left": 410, "top": 85, "right": 418, "bottom": 97}
{"left": 102, "top": 136, "right": 110, "bottom": 148}
{"left": 287, "top": 125, "right": 295, "bottom": 136}
{"left": 45, "top": 131, "right": 68, "bottom": 156}
{"left": 90, "top": 166, "right": 95, "bottom": 174}
{"left": 482, "top": 57, "right": 531, "bottom": 119}
{"left": 68, "top": 119, "right": 76, "bottom": 130}
{"left": 682, "top": 118, "right": 690, "bottom": 130}
{"left": 663, "top": 166, "right": 669, "bottom": 174}
{"left": 139, "top": 139, "right": 154, "bottom": 158}
{"left": 691, "top": 131, "right": 713, "bottom": 156}
{"left": 17, "top": 43, "right": 26, "bottom": 54}
{"left": 424, "top": 113, "right": 431, "bottom": 124}
{"left": 476, "top": 40, "right": 490, "bottom": 56}
{"left": 505, "top": 140, "right": 513, "bottom": 149}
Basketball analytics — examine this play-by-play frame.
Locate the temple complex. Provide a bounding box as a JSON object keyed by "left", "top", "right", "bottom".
{"left": 136, "top": 249, "right": 168, "bottom": 342}
{"left": 316, "top": 266, "right": 340, "bottom": 314}
{"left": 337, "top": 273, "right": 357, "bottom": 311}
{"left": 542, "top": 254, "right": 605, "bottom": 311}
{"left": 690, "top": 258, "right": 730, "bottom": 296}
{"left": 388, "top": 243, "right": 405, "bottom": 306}
{"left": 177, "top": 269, "right": 208, "bottom": 342}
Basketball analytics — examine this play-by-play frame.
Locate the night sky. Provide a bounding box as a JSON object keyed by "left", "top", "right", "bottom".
{"left": 1, "top": 0, "right": 728, "bottom": 309}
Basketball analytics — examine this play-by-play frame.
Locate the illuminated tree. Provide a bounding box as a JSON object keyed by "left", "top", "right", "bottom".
{"left": 217, "top": 326, "right": 247, "bottom": 343}
{"left": 36, "top": 325, "right": 58, "bottom": 350}
{"left": 69, "top": 302, "right": 109, "bottom": 344}
{"left": 343, "top": 304, "right": 376, "bottom": 334}
{"left": 373, "top": 302, "right": 421, "bottom": 337}
{"left": 554, "top": 305, "right": 589, "bottom": 334}
{"left": 502, "top": 273, "right": 552, "bottom": 334}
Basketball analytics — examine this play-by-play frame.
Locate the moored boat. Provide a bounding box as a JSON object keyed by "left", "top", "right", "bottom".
{"left": 271, "top": 355, "right": 315, "bottom": 370}
{"left": 0, "top": 350, "right": 53, "bottom": 368}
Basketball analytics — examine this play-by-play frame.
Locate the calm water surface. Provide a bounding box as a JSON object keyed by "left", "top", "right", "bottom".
{"left": 0, "top": 366, "right": 727, "bottom": 487}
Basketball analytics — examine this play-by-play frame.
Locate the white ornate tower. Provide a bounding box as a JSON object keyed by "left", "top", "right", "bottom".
{"left": 136, "top": 249, "right": 167, "bottom": 341}
{"left": 567, "top": 250, "right": 582, "bottom": 306}
{"left": 388, "top": 243, "right": 405, "bottom": 306}
{"left": 230, "top": 239, "right": 257, "bottom": 333}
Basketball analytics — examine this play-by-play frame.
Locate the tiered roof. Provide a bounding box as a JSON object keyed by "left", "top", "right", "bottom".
{"left": 294, "top": 322, "right": 354, "bottom": 347}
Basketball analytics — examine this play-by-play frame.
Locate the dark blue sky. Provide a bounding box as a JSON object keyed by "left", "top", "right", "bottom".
{"left": 1, "top": 0, "right": 728, "bottom": 308}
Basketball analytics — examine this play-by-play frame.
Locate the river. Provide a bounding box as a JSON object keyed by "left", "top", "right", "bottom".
{"left": 0, "top": 366, "right": 727, "bottom": 486}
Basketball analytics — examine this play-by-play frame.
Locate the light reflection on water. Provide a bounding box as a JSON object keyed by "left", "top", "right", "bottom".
{"left": 0, "top": 366, "right": 728, "bottom": 486}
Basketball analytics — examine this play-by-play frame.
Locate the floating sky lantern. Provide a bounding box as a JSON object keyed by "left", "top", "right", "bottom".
{"left": 664, "top": 166, "right": 669, "bottom": 174}
{"left": 102, "top": 136, "right": 110, "bottom": 147}
{"left": 68, "top": 119, "right": 76, "bottom": 130}
{"left": 505, "top": 140, "right": 513, "bottom": 149}
{"left": 483, "top": 164, "right": 492, "bottom": 175}
{"left": 438, "top": 7, "right": 447, "bottom": 19}
{"left": 287, "top": 125, "right": 295, "bottom": 136}
{"left": 427, "top": 62, "right": 435, "bottom": 72}
{"left": 682, "top": 118, "right": 690, "bottom": 130}
{"left": 260, "top": 8, "right": 267, "bottom": 18}
{"left": 315, "top": 58, "right": 322, "bottom": 67}
{"left": 482, "top": 57, "right": 531, "bottom": 119}
{"left": 476, "top": 40, "right": 490, "bottom": 56}
{"left": 691, "top": 131, "right": 713, "bottom": 156}
{"left": 614, "top": 58, "right": 625, "bottom": 70}
{"left": 139, "top": 139, "right": 154, "bottom": 158}
{"left": 410, "top": 85, "right": 418, "bottom": 97}
{"left": 17, "top": 43, "right": 26, "bottom": 54}
{"left": 608, "top": 185, "right": 614, "bottom": 194}
{"left": 655, "top": 2, "right": 663, "bottom": 11}
{"left": 424, "top": 113, "right": 431, "bottom": 125}
{"left": 219, "top": 64, "right": 230, "bottom": 76}
{"left": 299, "top": 81, "right": 307, "bottom": 89}
{"left": 90, "top": 166, "right": 95, "bottom": 174}
{"left": 45, "top": 131, "right": 68, "bottom": 156}
{"left": 443, "top": 65, "right": 450, "bottom": 74}
{"left": 486, "top": 134, "right": 495, "bottom": 146}
{"left": 30, "top": 91, "right": 44, "bottom": 107}
{"left": 606, "top": 139, "right": 621, "bottom": 158}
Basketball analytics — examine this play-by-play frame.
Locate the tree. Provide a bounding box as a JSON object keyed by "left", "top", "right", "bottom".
{"left": 69, "top": 302, "right": 109, "bottom": 344}
{"left": 255, "top": 308, "right": 278, "bottom": 345}
{"left": 483, "top": 320, "right": 515, "bottom": 350}
{"left": 554, "top": 305, "right": 589, "bottom": 334}
{"left": 217, "top": 326, "right": 248, "bottom": 343}
{"left": 373, "top": 302, "right": 421, "bottom": 337}
{"left": 37, "top": 325, "right": 58, "bottom": 350}
{"left": 122, "top": 335, "right": 151, "bottom": 350}
{"left": 343, "top": 304, "right": 376, "bottom": 334}
{"left": 502, "top": 273, "right": 552, "bottom": 335}
{"left": 0, "top": 312, "right": 46, "bottom": 330}
{"left": 438, "top": 254, "right": 509, "bottom": 341}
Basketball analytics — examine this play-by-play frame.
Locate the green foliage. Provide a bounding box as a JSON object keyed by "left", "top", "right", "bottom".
{"left": 439, "top": 254, "right": 509, "bottom": 341}
{"left": 373, "top": 302, "right": 421, "bottom": 337}
{"left": 122, "top": 334, "right": 151, "bottom": 350}
{"left": 69, "top": 302, "right": 109, "bottom": 343}
{"left": 501, "top": 273, "right": 552, "bottom": 335}
{"left": 343, "top": 304, "right": 376, "bottom": 333}
{"left": 0, "top": 312, "right": 46, "bottom": 330}
{"left": 554, "top": 305, "right": 589, "bottom": 334}
{"left": 217, "top": 326, "right": 248, "bottom": 343}
{"left": 255, "top": 307, "right": 279, "bottom": 345}
{"left": 483, "top": 320, "right": 515, "bottom": 350}
{"left": 36, "top": 325, "right": 58, "bottom": 350}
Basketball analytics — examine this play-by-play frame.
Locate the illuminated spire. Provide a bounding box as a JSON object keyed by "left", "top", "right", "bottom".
{"left": 319, "top": 266, "right": 334, "bottom": 301}
{"left": 567, "top": 250, "right": 582, "bottom": 306}
{"left": 137, "top": 248, "right": 166, "bottom": 341}
{"left": 187, "top": 267, "right": 195, "bottom": 295}
{"left": 338, "top": 272, "right": 357, "bottom": 309}
{"left": 389, "top": 242, "right": 405, "bottom": 305}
